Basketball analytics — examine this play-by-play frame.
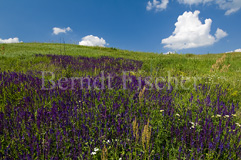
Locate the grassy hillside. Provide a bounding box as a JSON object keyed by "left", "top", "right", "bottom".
{"left": 1, "top": 43, "right": 241, "bottom": 159}
{"left": 1, "top": 43, "right": 241, "bottom": 76}
{"left": 1, "top": 43, "right": 241, "bottom": 102}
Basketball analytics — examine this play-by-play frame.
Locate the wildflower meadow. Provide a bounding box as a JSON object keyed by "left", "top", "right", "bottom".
{"left": 1, "top": 43, "right": 241, "bottom": 159}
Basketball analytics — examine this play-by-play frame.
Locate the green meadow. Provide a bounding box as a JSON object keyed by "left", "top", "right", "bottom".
{"left": 1, "top": 42, "right": 241, "bottom": 159}
{"left": 1, "top": 43, "right": 240, "bottom": 107}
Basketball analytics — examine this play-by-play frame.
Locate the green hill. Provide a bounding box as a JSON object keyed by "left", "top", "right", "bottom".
{"left": 1, "top": 43, "right": 241, "bottom": 159}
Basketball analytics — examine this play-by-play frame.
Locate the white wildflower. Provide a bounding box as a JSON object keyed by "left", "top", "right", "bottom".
{"left": 224, "top": 115, "right": 230, "bottom": 118}
{"left": 190, "top": 126, "right": 195, "bottom": 129}
{"left": 94, "top": 148, "right": 99, "bottom": 152}
{"left": 176, "top": 114, "right": 180, "bottom": 117}
{"left": 91, "top": 152, "right": 96, "bottom": 155}
{"left": 216, "top": 114, "right": 222, "bottom": 118}
{"left": 236, "top": 123, "right": 241, "bottom": 127}
{"left": 190, "top": 122, "right": 198, "bottom": 129}
{"left": 190, "top": 122, "right": 195, "bottom": 125}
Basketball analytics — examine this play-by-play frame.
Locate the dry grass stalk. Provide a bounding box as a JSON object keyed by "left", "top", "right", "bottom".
{"left": 210, "top": 54, "right": 231, "bottom": 72}
{"left": 101, "top": 145, "right": 108, "bottom": 160}
{"left": 94, "top": 67, "right": 97, "bottom": 75}
{"left": 132, "top": 117, "right": 139, "bottom": 143}
{"left": 1, "top": 46, "right": 5, "bottom": 55}
{"left": 220, "top": 64, "right": 231, "bottom": 72}
{"left": 141, "top": 119, "right": 151, "bottom": 154}
{"left": 139, "top": 86, "right": 146, "bottom": 104}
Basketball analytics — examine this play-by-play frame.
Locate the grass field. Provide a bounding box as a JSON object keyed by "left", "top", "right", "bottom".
{"left": 1, "top": 43, "right": 241, "bottom": 159}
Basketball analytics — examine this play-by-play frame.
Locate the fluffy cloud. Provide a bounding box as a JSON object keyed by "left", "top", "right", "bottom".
{"left": 0, "top": 37, "right": 20, "bottom": 43}
{"left": 217, "top": 0, "right": 241, "bottom": 15}
{"left": 146, "top": 0, "right": 169, "bottom": 11}
{"left": 215, "top": 28, "right": 228, "bottom": 40}
{"left": 148, "top": 0, "right": 241, "bottom": 15}
{"left": 161, "top": 10, "right": 228, "bottom": 50}
{"left": 177, "top": 0, "right": 212, "bottom": 5}
{"left": 79, "top": 35, "right": 107, "bottom": 47}
{"left": 178, "top": 0, "right": 241, "bottom": 15}
{"left": 226, "top": 48, "right": 241, "bottom": 53}
{"left": 52, "top": 27, "right": 72, "bottom": 35}
{"left": 163, "top": 51, "right": 175, "bottom": 55}
{"left": 234, "top": 49, "right": 241, "bottom": 52}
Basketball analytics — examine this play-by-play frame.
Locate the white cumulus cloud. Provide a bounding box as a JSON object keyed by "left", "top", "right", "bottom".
{"left": 177, "top": 0, "right": 241, "bottom": 15}
{"left": 52, "top": 27, "right": 72, "bottom": 35}
{"left": 79, "top": 35, "right": 107, "bottom": 47}
{"left": 226, "top": 48, "right": 241, "bottom": 53}
{"left": 177, "top": 0, "right": 212, "bottom": 5}
{"left": 215, "top": 28, "right": 228, "bottom": 40}
{"left": 163, "top": 51, "right": 175, "bottom": 55}
{"left": 0, "top": 37, "right": 20, "bottom": 43}
{"left": 161, "top": 10, "right": 228, "bottom": 50}
{"left": 217, "top": 0, "right": 241, "bottom": 15}
{"left": 234, "top": 49, "right": 241, "bottom": 52}
{"left": 147, "top": 0, "right": 241, "bottom": 15}
{"left": 146, "top": 0, "right": 169, "bottom": 11}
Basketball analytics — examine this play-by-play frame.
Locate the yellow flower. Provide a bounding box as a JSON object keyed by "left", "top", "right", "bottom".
{"left": 176, "top": 114, "right": 180, "bottom": 117}
{"left": 227, "top": 88, "right": 233, "bottom": 92}
{"left": 160, "top": 110, "right": 164, "bottom": 113}
{"left": 216, "top": 114, "right": 222, "bottom": 118}
{"left": 130, "top": 71, "right": 136, "bottom": 76}
{"left": 179, "top": 71, "right": 187, "bottom": 76}
{"left": 231, "top": 91, "right": 238, "bottom": 97}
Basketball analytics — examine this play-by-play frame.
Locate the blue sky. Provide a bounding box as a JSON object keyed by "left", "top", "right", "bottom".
{"left": 0, "top": 0, "right": 241, "bottom": 54}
